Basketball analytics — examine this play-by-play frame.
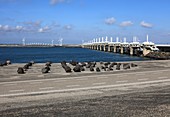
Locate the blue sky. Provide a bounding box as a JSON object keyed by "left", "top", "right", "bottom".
{"left": 0, "top": 0, "right": 170, "bottom": 44}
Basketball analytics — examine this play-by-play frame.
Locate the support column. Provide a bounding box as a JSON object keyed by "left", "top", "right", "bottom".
{"left": 104, "top": 45, "right": 106, "bottom": 51}
{"left": 97, "top": 45, "right": 99, "bottom": 50}
{"left": 120, "top": 47, "right": 124, "bottom": 54}
{"left": 108, "top": 46, "right": 111, "bottom": 52}
{"left": 130, "top": 47, "right": 133, "bottom": 55}
{"left": 114, "top": 46, "right": 117, "bottom": 53}
{"left": 91, "top": 45, "right": 93, "bottom": 50}
{"left": 100, "top": 45, "right": 102, "bottom": 51}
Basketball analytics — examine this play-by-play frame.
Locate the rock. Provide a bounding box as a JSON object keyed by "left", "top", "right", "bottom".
{"left": 91, "top": 62, "right": 96, "bottom": 67}
{"left": 123, "top": 63, "right": 130, "bottom": 70}
{"left": 6, "top": 60, "right": 11, "bottom": 65}
{"left": 109, "top": 63, "right": 116, "bottom": 67}
{"left": 64, "top": 66, "right": 72, "bottom": 73}
{"left": 113, "top": 62, "right": 118, "bottom": 65}
{"left": 61, "top": 61, "right": 72, "bottom": 73}
{"left": 100, "top": 61, "right": 103, "bottom": 64}
{"left": 104, "top": 62, "right": 109, "bottom": 67}
{"left": 131, "top": 63, "right": 138, "bottom": 67}
{"left": 46, "top": 61, "right": 52, "bottom": 67}
{"left": 146, "top": 52, "right": 170, "bottom": 60}
{"left": 70, "top": 60, "right": 78, "bottom": 66}
{"left": 86, "top": 63, "right": 91, "bottom": 68}
{"left": 96, "top": 67, "right": 101, "bottom": 72}
{"left": 0, "top": 63, "right": 3, "bottom": 67}
{"left": 116, "top": 63, "right": 121, "bottom": 70}
{"left": 45, "top": 66, "right": 50, "bottom": 71}
{"left": 61, "top": 61, "right": 67, "bottom": 67}
{"left": 17, "top": 67, "right": 25, "bottom": 74}
{"left": 73, "top": 65, "right": 81, "bottom": 72}
{"left": 80, "top": 67, "right": 85, "bottom": 71}
{"left": 108, "top": 66, "right": 113, "bottom": 71}
{"left": 30, "top": 61, "right": 35, "bottom": 64}
{"left": 46, "top": 61, "right": 52, "bottom": 65}
{"left": 23, "top": 64, "right": 29, "bottom": 70}
{"left": 101, "top": 66, "right": 105, "bottom": 69}
{"left": 42, "top": 68, "right": 49, "bottom": 74}
{"left": 80, "top": 62, "right": 86, "bottom": 67}
{"left": 90, "top": 66, "right": 94, "bottom": 71}
{"left": 101, "top": 66, "right": 106, "bottom": 71}
{"left": 2, "top": 62, "right": 7, "bottom": 66}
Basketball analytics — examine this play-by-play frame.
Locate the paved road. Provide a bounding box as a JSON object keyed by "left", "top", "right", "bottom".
{"left": 0, "top": 68, "right": 169, "bottom": 98}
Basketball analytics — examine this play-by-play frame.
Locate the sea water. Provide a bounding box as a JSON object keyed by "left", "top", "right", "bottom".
{"left": 0, "top": 47, "right": 149, "bottom": 63}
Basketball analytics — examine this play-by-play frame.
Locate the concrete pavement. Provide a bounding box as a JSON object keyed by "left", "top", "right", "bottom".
{"left": 0, "top": 67, "right": 170, "bottom": 99}
{"left": 1, "top": 60, "right": 170, "bottom": 116}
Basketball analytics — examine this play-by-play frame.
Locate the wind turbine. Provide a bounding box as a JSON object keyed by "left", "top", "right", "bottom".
{"left": 51, "top": 39, "right": 54, "bottom": 46}
{"left": 22, "top": 37, "right": 25, "bottom": 46}
{"left": 58, "top": 37, "right": 63, "bottom": 46}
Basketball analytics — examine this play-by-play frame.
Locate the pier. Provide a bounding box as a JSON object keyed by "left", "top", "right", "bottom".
{"left": 82, "top": 35, "right": 169, "bottom": 56}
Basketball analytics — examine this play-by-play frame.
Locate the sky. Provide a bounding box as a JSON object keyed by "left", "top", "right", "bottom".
{"left": 0, "top": 0, "right": 170, "bottom": 44}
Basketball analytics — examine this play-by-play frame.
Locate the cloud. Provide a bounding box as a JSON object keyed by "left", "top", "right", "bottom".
{"left": 0, "top": 25, "right": 11, "bottom": 31}
{"left": 23, "top": 20, "right": 42, "bottom": 27}
{"left": 64, "top": 25, "right": 72, "bottom": 30}
{"left": 105, "top": 17, "right": 116, "bottom": 25}
{"left": 120, "top": 21, "right": 133, "bottom": 27}
{"left": 140, "top": 21, "right": 153, "bottom": 28}
{"left": 16, "top": 25, "right": 23, "bottom": 31}
{"left": 50, "top": 0, "right": 65, "bottom": 5}
{"left": 38, "top": 26, "right": 50, "bottom": 33}
{"left": 3, "top": 25, "right": 10, "bottom": 31}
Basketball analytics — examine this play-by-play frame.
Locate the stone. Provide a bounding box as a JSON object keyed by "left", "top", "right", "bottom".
{"left": 64, "top": 66, "right": 72, "bottom": 73}
{"left": 86, "top": 63, "right": 91, "bottom": 68}
{"left": 41, "top": 68, "right": 49, "bottom": 74}
{"left": 30, "top": 61, "right": 35, "bottom": 64}
{"left": 108, "top": 66, "right": 113, "bottom": 71}
{"left": 131, "top": 63, "right": 138, "bottom": 67}
{"left": 116, "top": 63, "right": 121, "bottom": 70}
{"left": 0, "top": 63, "right": 3, "bottom": 67}
{"left": 17, "top": 67, "right": 25, "bottom": 74}
{"left": 46, "top": 62, "right": 52, "bottom": 67}
{"left": 80, "top": 67, "right": 85, "bottom": 71}
{"left": 100, "top": 61, "right": 103, "bottom": 64}
{"left": 96, "top": 67, "right": 101, "bottom": 72}
{"left": 123, "top": 63, "right": 130, "bottom": 70}
{"left": 70, "top": 60, "right": 78, "bottom": 66}
{"left": 23, "top": 64, "right": 29, "bottom": 70}
{"left": 73, "top": 65, "right": 81, "bottom": 72}
{"left": 90, "top": 66, "right": 94, "bottom": 71}
{"left": 6, "top": 60, "right": 11, "bottom": 65}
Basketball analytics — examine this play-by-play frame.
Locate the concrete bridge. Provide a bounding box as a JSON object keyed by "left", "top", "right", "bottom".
{"left": 82, "top": 35, "right": 160, "bottom": 56}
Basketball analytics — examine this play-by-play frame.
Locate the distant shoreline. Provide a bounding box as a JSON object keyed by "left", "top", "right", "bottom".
{"left": 0, "top": 44, "right": 82, "bottom": 48}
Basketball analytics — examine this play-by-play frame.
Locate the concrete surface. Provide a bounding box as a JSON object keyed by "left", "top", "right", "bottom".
{"left": 0, "top": 60, "right": 170, "bottom": 116}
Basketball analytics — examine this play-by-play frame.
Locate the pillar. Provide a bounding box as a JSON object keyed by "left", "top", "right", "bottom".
{"left": 130, "top": 47, "right": 133, "bottom": 55}
{"left": 114, "top": 46, "right": 117, "bottom": 53}
{"left": 100, "top": 45, "right": 102, "bottom": 51}
{"left": 97, "top": 45, "right": 99, "bottom": 50}
{"left": 92, "top": 45, "right": 94, "bottom": 50}
{"left": 108, "top": 46, "right": 111, "bottom": 52}
{"left": 120, "top": 47, "right": 124, "bottom": 54}
{"left": 104, "top": 45, "right": 106, "bottom": 51}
